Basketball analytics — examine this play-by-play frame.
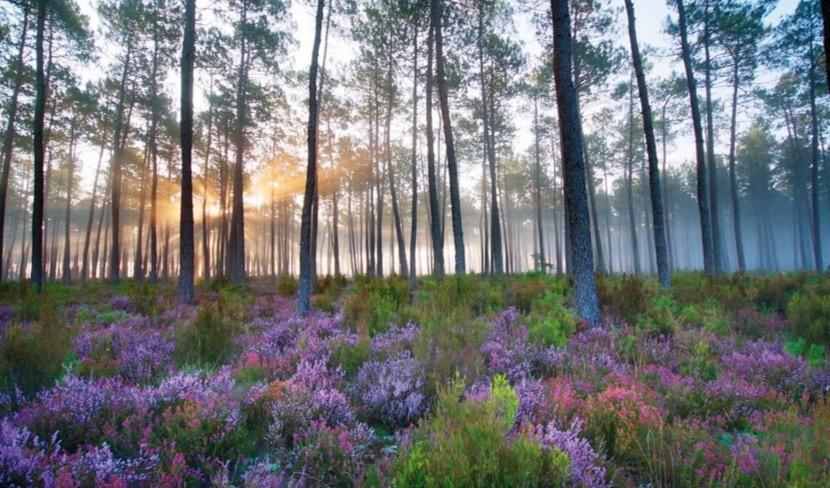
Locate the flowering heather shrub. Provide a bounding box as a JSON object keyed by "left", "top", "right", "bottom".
{"left": 532, "top": 419, "right": 607, "bottom": 488}
{"left": 721, "top": 341, "right": 810, "bottom": 396}
{"left": 481, "top": 308, "right": 547, "bottom": 382}
{"left": 583, "top": 381, "right": 661, "bottom": 458}
{"left": 15, "top": 374, "right": 150, "bottom": 457}
{"left": 108, "top": 295, "right": 131, "bottom": 313}
{"left": 74, "top": 322, "right": 174, "bottom": 382}
{"left": 370, "top": 322, "right": 419, "bottom": 357}
{"left": 268, "top": 359, "right": 354, "bottom": 448}
{"left": 0, "top": 421, "right": 54, "bottom": 486}
{"left": 351, "top": 351, "right": 426, "bottom": 428}
{"left": 281, "top": 419, "right": 375, "bottom": 486}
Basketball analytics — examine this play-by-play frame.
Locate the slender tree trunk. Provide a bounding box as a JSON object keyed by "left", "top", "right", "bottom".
{"left": 409, "top": 22, "right": 419, "bottom": 286}
{"left": 81, "top": 127, "right": 107, "bottom": 283}
{"left": 477, "top": 7, "right": 503, "bottom": 275}
{"left": 202, "top": 89, "right": 213, "bottom": 280}
{"left": 298, "top": 0, "right": 324, "bottom": 313}
{"left": 809, "top": 35, "right": 823, "bottom": 271}
{"left": 149, "top": 10, "right": 161, "bottom": 283}
{"left": 228, "top": 2, "right": 249, "bottom": 284}
{"left": 178, "top": 0, "right": 196, "bottom": 303}
{"left": 31, "top": 0, "right": 47, "bottom": 292}
{"left": 432, "top": 0, "right": 464, "bottom": 275}
{"left": 676, "top": 0, "right": 714, "bottom": 275}
{"left": 533, "top": 96, "right": 546, "bottom": 271}
{"left": 62, "top": 117, "right": 78, "bottom": 284}
{"left": 0, "top": 6, "right": 29, "bottom": 281}
{"left": 626, "top": 77, "right": 641, "bottom": 274}
{"left": 134, "top": 140, "right": 149, "bottom": 280}
{"left": 624, "top": 0, "right": 670, "bottom": 287}
{"left": 550, "top": 0, "right": 600, "bottom": 324}
{"left": 109, "top": 40, "right": 133, "bottom": 284}
{"left": 703, "top": 0, "right": 721, "bottom": 274}
{"left": 726, "top": 57, "right": 745, "bottom": 272}
{"left": 425, "top": 18, "right": 444, "bottom": 276}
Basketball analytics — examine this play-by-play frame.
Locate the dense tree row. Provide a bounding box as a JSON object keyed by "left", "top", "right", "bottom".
{"left": 0, "top": 0, "right": 828, "bottom": 320}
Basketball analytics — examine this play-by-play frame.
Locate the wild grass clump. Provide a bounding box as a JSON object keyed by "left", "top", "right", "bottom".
{"left": 174, "top": 298, "right": 238, "bottom": 368}
{"left": 787, "top": 291, "right": 830, "bottom": 346}
{"left": 0, "top": 300, "right": 71, "bottom": 399}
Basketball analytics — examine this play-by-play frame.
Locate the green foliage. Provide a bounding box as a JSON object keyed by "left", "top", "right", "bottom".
{"left": 681, "top": 299, "right": 731, "bottom": 336}
{"left": 343, "top": 277, "right": 410, "bottom": 336}
{"left": 413, "top": 312, "right": 487, "bottom": 391}
{"left": 329, "top": 337, "right": 371, "bottom": 379}
{"left": 524, "top": 292, "right": 577, "bottom": 348}
{"left": 0, "top": 302, "right": 72, "bottom": 398}
{"left": 125, "top": 280, "right": 159, "bottom": 317}
{"left": 98, "top": 309, "right": 130, "bottom": 325}
{"left": 598, "top": 274, "right": 658, "bottom": 323}
{"left": 785, "top": 338, "right": 826, "bottom": 368}
{"left": 174, "top": 299, "right": 238, "bottom": 368}
{"left": 392, "top": 374, "right": 569, "bottom": 487}
{"left": 637, "top": 294, "right": 681, "bottom": 336}
{"left": 276, "top": 275, "right": 298, "bottom": 296}
{"left": 787, "top": 292, "right": 830, "bottom": 346}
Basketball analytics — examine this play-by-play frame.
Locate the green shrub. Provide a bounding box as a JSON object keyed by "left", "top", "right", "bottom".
{"left": 125, "top": 280, "right": 159, "bottom": 317}
{"left": 637, "top": 294, "right": 681, "bottom": 336}
{"left": 752, "top": 274, "right": 804, "bottom": 313}
{"left": 788, "top": 292, "right": 830, "bottom": 346}
{"left": 681, "top": 299, "right": 731, "bottom": 336}
{"left": 392, "top": 374, "right": 569, "bottom": 487}
{"left": 175, "top": 300, "right": 237, "bottom": 368}
{"left": 277, "top": 275, "right": 298, "bottom": 296}
{"left": 598, "top": 274, "right": 657, "bottom": 323}
{"left": 329, "top": 337, "right": 371, "bottom": 378}
{"left": 413, "top": 312, "right": 487, "bottom": 391}
{"left": 785, "top": 338, "right": 826, "bottom": 368}
{"left": 343, "top": 277, "right": 410, "bottom": 336}
{"left": 524, "top": 292, "right": 577, "bottom": 348}
{"left": 0, "top": 303, "right": 71, "bottom": 398}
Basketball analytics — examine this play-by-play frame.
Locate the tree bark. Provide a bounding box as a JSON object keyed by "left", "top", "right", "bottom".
{"left": 550, "top": 0, "right": 600, "bottom": 325}
{"left": 726, "top": 56, "right": 745, "bottom": 272}
{"left": 808, "top": 31, "right": 823, "bottom": 271}
{"left": 624, "top": 0, "right": 671, "bottom": 287}
{"left": 228, "top": 2, "right": 249, "bottom": 284}
{"left": 432, "top": 0, "right": 464, "bottom": 275}
{"left": 31, "top": 0, "right": 47, "bottom": 292}
{"left": 703, "top": 0, "right": 722, "bottom": 274}
{"left": 0, "top": 5, "right": 29, "bottom": 282}
{"left": 676, "top": 0, "right": 714, "bottom": 275}
{"left": 109, "top": 39, "right": 133, "bottom": 284}
{"left": 409, "top": 22, "right": 419, "bottom": 286}
{"left": 178, "top": 0, "right": 196, "bottom": 303}
{"left": 425, "top": 18, "right": 444, "bottom": 276}
{"left": 298, "top": 0, "right": 325, "bottom": 313}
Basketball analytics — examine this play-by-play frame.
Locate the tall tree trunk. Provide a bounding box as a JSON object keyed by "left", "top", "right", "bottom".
{"left": 202, "top": 89, "right": 213, "bottom": 280}
{"left": 62, "top": 117, "right": 78, "bottom": 284}
{"left": 550, "top": 0, "right": 600, "bottom": 324}
{"left": 676, "top": 0, "right": 714, "bottom": 275}
{"left": 81, "top": 126, "right": 107, "bottom": 282}
{"left": 624, "top": 0, "right": 670, "bottom": 287}
{"left": 626, "top": 77, "right": 641, "bottom": 274}
{"left": 432, "top": 0, "right": 464, "bottom": 275}
{"left": 149, "top": 7, "right": 161, "bottom": 283}
{"left": 533, "top": 96, "right": 546, "bottom": 271}
{"left": 808, "top": 33, "right": 823, "bottom": 271}
{"left": 178, "top": 0, "right": 196, "bottom": 303}
{"left": 703, "top": 0, "right": 721, "bottom": 274}
{"left": 477, "top": 6, "right": 503, "bottom": 275}
{"left": 425, "top": 18, "right": 444, "bottom": 276}
{"left": 298, "top": 0, "right": 324, "bottom": 313}
{"left": 109, "top": 40, "right": 134, "bottom": 284}
{"left": 134, "top": 141, "right": 149, "bottom": 280}
{"left": 726, "top": 56, "right": 745, "bottom": 272}
{"left": 228, "top": 2, "right": 249, "bottom": 284}
{"left": 0, "top": 6, "right": 29, "bottom": 281}
{"left": 31, "top": 0, "right": 47, "bottom": 292}
{"left": 409, "top": 22, "right": 419, "bottom": 286}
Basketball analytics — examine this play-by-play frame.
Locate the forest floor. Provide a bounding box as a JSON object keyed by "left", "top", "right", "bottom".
{"left": 0, "top": 272, "right": 828, "bottom": 486}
